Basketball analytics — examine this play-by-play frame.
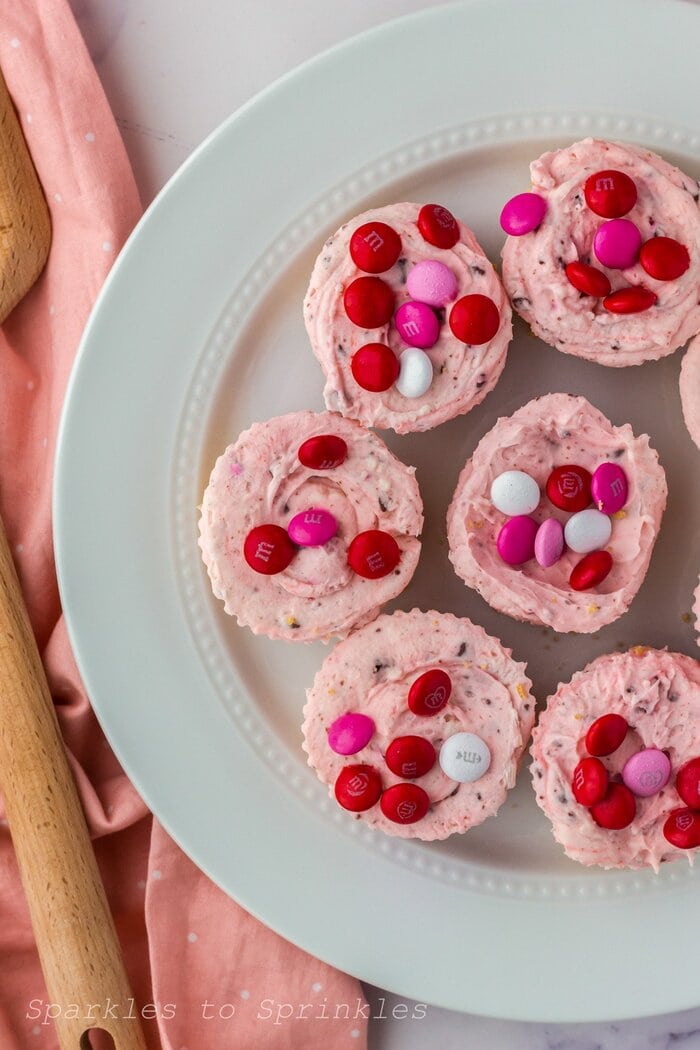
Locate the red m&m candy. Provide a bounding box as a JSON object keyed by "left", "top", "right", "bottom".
{"left": 380, "top": 783, "right": 430, "bottom": 824}
{"left": 335, "top": 764, "right": 382, "bottom": 812}
{"left": 343, "top": 276, "right": 395, "bottom": 328}
{"left": 408, "top": 668, "right": 451, "bottom": 716}
{"left": 584, "top": 169, "right": 637, "bottom": 218}
{"left": 347, "top": 529, "right": 400, "bottom": 579}
{"left": 385, "top": 736, "right": 436, "bottom": 779}
{"left": 545, "top": 464, "right": 592, "bottom": 512}
{"left": 663, "top": 808, "right": 700, "bottom": 850}
{"left": 590, "top": 782, "right": 636, "bottom": 830}
{"left": 417, "top": 204, "right": 460, "bottom": 249}
{"left": 243, "top": 524, "right": 295, "bottom": 575}
{"left": 572, "top": 757, "right": 609, "bottom": 807}
{"left": 585, "top": 713, "right": 628, "bottom": 757}
{"left": 449, "top": 294, "right": 500, "bottom": 345}
{"left": 639, "top": 236, "right": 690, "bottom": 281}
{"left": 603, "top": 287, "right": 657, "bottom": 314}
{"left": 350, "top": 343, "right": 399, "bottom": 392}
{"left": 564, "top": 261, "right": 611, "bottom": 298}
{"left": 298, "top": 434, "right": 348, "bottom": 470}
{"left": 676, "top": 757, "right": 700, "bottom": 809}
{"left": 349, "top": 221, "right": 402, "bottom": 273}
{"left": 570, "top": 550, "right": 613, "bottom": 591}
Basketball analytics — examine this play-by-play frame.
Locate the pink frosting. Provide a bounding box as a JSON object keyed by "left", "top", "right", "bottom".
{"left": 198, "top": 411, "right": 423, "bottom": 641}
{"left": 680, "top": 336, "right": 700, "bottom": 450}
{"left": 302, "top": 609, "right": 534, "bottom": 840}
{"left": 531, "top": 648, "right": 700, "bottom": 870}
{"left": 502, "top": 139, "right": 700, "bottom": 366}
{"left": 446, "top": 393, "right": 667, "bottom": 634}
{"left": 303, "top": 203, "right": 512, "bottom": 433}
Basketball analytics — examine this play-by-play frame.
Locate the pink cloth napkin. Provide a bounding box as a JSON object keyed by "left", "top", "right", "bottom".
{"left": 0, "top": 3, "right": 368, "bottom": 1047}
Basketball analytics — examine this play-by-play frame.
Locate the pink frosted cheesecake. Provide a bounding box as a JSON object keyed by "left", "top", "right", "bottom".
{"left": 303, "top": 202, "right": 512, "bottom": 433}
{"left": 680, "top": 336, "right": 700, "bottom": 450}
{"left": 531, "top": 648, "right": 700, "bottom": 870}
{"left": 501, "top": 139, "right": 700, "bottom": 366}
{"left": 446, "top": 393, "right": 667, "bottom": 634}
{"left": 302, "top": 609, "right": 535, "bottom": 840}
{"left": 198, "top": 411, "right": 423, "bottom": 642}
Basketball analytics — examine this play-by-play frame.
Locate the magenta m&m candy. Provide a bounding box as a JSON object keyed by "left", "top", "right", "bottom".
{"left": 380, "top": 783, "right": 430, "bottom": 824}
{"left": 347, "top": 529, "right": 400, "bottom": 579}
{"left": 593, "top": 218, "right": 642, "bottom": 270}
{"left": 622, "top": 748, "right": 671, "bottom": 798}
{"left": 663, "top": 808, "right": 700, "bottom": 849}
{"left": 570, "top": 550, "right": 613, "bottom": 590}
{"left": 243, "top": 524, "right": 296, "bottom": 575}
{"left": 603, "top": 286, "right": 657, "bottom": 314}
{"left": 490, "top": 470, "right": 540, "bottom": 516}
{"left": 590, "top": 782, "right": 636, "bottom": 830}
{"left": 350, "top": 343, "right": 399, "bottom": 392}
{"left": 496, "top": 515, "right": 538, "bottom": 566}
{"left": 584, "top": 169, "right": 637, "bottom": 218}
{"left": 545, "top": 464, "right": 592, "bottom": 513}
{"left": 385, "top": 736, "right": 436, "bottom": 779}
{"left": 334, "top": 764, "right": 382, "bottom": 812}
{"left": 406, "top": 259, "right": 458, "bottom": 306}
{"left": 394, "top": 300, "right": 440, "bottom": 349}
{"left": 449, "top": 294, "right": 500, "bottom": 345}
{"left": 564, "top": 260, "right": 611, "bottom": 298}
{"left": 564, "top": 508, "right": 612, "bottom": 555}
{"left": 395, "top": 348, "right": 433, "bottom": 399}
{"left": 417, "top": 204, "right": 460, "bottom": 249}
{"left": 298, "top": 434, "right": 347, "bottom": 470}
{"left": 675, "top": 757, "right": 700, "bottom": 809}
{"left": 499, "top": 192, "right": 547, "bottom": 236}
{"left": 572, "top": 757, "right": 609, "bottom": 807}
{"left": 591, "top": 462, "right": 628, "bottom": 514}
{"left": 343, "top": 276, "right": 395, "bottom": 328}
{"left": 287, "top": 508, "right": 338, "bottom": 547}
{"left": 327, "top": 713, "right": 375, "bottom": 756}
{"left": 408, "top": 668, "right": 451, "bottom": 716}
{"left": 349, "top": 221, "right": 402, "bottom": 273}
{"left": 534, "top": 518, "right": 565, "bottom": 568}
{"left": 639, "top": 236, "right": 690, "bottom": 281}
{"left": 585, "top": 713, "right": 628, "bottom": 757}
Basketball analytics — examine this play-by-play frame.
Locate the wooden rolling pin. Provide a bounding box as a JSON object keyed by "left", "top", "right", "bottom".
{"left": 0, "top": 68, "right": 147, "bottom": 1050}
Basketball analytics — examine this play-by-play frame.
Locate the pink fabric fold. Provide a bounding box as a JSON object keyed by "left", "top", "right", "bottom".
{"left": 0, "top": 3, "right": 367, "bottom": 1047}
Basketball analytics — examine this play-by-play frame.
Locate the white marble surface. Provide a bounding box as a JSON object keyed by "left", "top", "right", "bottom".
{"left": 67, "top": 1, "right": 700, "bottom": 1046}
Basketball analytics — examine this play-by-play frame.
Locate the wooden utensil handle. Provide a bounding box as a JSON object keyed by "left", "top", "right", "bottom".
{"left": 0, "top": 518, "right": 147, "bottom": 1049}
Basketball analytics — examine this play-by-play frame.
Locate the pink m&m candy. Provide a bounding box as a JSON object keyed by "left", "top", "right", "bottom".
{"left": 394, "top": 300, "right": 439, "bottom": 349}
{"left": 500, "top": 192, "right": 547, "bottom": 236}
{"left": 406, "top": 259, "right": 458, "bottom": 307}
{"left": 287, "top": 508, "right": 338, "bottom": 547}
{"left": 591, "top": 462, "right": 628, "bottom": 514}
{"left": 496, "top": 515, "right": 538, "bottom": 566}
{"left": 622, "top": 748, "right": 671, "bottom": 798}
{"left": 534, "top": 518, "right": 565, "bottom": 568}
{"left": 593, "top": 218, "right": 642, "bottom": 270}
{"left": 328, "top": 713, "right": 375, "bottom": 756}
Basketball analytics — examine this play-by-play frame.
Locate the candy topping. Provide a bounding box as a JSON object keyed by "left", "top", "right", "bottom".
{"left": 327, "top": 713, "right": 375, "bottom": 756}
{"left": 591, "top": 463, "right": 628, "bottom": 514}
{"left": 564, "top": 508, "right": 612, "bottom": 555}
{"left": 564, "top": 260, "right": 611, "bottom": 298}
{"left": 243, "top": 524, "right": 296, "bottom": 575}
{"left": 417, "top": 204, "right": 460, "bottom": 249}
{"left": 545, "top": 465, "right": 592, "bottom": 513}
{"left": 394, "top": 300, "right": 440, "bottom": 349}
{"left": 347, "top": 529, "right": 400, "bottom": 579}
{"left": 593, "top": 218, "right": 641, "bottom": 270}
{"left": 590, "top": 783, "right": 636, "bottom": 830}
{"left": 675, "top": 757, "right": 700, "bottom": 809}
{"left": 572, "top": 757, "right": 609, "bottom": 807}
{"left": 499, "top": 192, "right": 547, "bottom": 236}
{"left": 287, "top": 508, "right": 338, "bottom": 547}
{"left": 343, "top": 276, "right": 395, "bottom": 328}
{"left": 349, "top": 221, "right": 402, "bottom": 273}
{"left": 408, "top": 668, "right": 451, "bottom": 717}
{"left": 584, "top": 169, "right": 637, "bottom": 218}
{"left": 570, "top": 550, "right": 613, "bottom": 591}
{"left": 602, "top": 286, "right": 657, "bottom": 314}
{"left": 298, "top": 434, "right": 347, "bottom": 470}
{"left": 663, "top": 808, "right": 700, "bottom": 849}
{"left": 585, "top": 713, "right": 628, "bottom": 757}
{"left": 334, "top": 764, "right": 382, "bottom": 812}
{"left": 439, "top": 732, "right": 491, "bottom": 783}
{"left": 385, "top": 736, "right": 436, "bottom": 779}
{"left": 406, "top": 259, "right": 458, "bottom": 306}
{"left": 639, "top": 236, "right": 690, "bottom": 281}
{"left": 395, "top": 347, "right": 433, "bottom": 399}
{"left": 380, "top": 783, "right": 430, "bottom": 824}
{"left": 622, "top": 748, "right": 671, "bottom": 798}
{"left": 534, "top": 518, "right": 565, "bottom": 568}
{"left": 449, "top": 294, "right": 500, "bottom": 345}
{"left": 490, "top": 470, "right": 540, "bottom": 516}
{"left": 496, "top": 515, "right": 538, "bottom": 566}
{"left": 350, "top": 343, "right": 399, "bottom": 392}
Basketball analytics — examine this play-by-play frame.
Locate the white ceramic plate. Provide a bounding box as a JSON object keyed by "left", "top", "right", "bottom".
{"left": 55, "top": 0, "right": 700, "bottom": 1022}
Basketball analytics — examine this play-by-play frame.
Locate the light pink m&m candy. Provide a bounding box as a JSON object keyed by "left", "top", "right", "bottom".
{"left": 593, "top": 218, "right": 641, "bottom": 270}
{"left": 287, "top": 508, "right": 338, "bottom": 547}
{"left": 500, "top": 192, "right": 547, "bottom": 236}
{"left": 591, "top": 462, "right": 628, "bottom": 514}
{"left": 406, "top": 260, "right": 458, "bottom": 307}
{"left": 534, "top": 518, "right": 565, "bottom": 568}
{"left": 622, "top": 748, "right": 671, "bottom": 798}
{"left": 496, "top": 515, "right": 538, "bottom": 566}
{"left": 328, "top": 713, "right": 375, "bottom": 756}
{"left": 394, "top": 300, "right": 439, "bottom": 349}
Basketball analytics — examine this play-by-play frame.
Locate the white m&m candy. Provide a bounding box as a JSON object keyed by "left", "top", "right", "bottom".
{"left": 395, "top": 347, "right": 433, "bottom": 399}
{"left": 564, "top": 508, "right": 612, "bottom": 554}
{"left": 439, "top": 732, "right": 491, "bottom": 783}
{"left": 490, "top": 470, "right": 540, "bottom": 516}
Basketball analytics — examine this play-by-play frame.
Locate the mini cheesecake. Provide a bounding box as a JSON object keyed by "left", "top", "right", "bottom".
{"left": 680, "top": 335, "right": 700, "bottom": 450}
